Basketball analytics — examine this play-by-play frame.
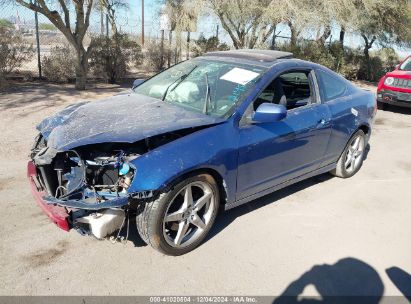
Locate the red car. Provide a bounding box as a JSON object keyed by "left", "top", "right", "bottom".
{"left": 377, "top": 55, "right": 411, "bottom": 109}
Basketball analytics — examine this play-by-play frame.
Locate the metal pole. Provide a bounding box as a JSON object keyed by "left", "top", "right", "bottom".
{"left": 141, "top": 0, "right": 144, "bottom": 46}
{"left": 106, "top": 13, "right": 109, "bottom": 37}
{"left": 186, "top": 31, "right": 190, "bottom": 60}
{"left": 34, "top": 0, "right": 42, "bottom": 78}
{"left": 100, "top": 10, "right": 104, "bottom": 35}
{"left": 160, "top": 29, "right": 164, "bottom": 68}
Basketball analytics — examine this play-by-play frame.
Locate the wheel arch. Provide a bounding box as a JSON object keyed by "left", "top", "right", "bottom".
{"left": 358, "top": 124, "right": 370, "bottom": 135}
{"left": 162, "top": 167, "right": 229, "bottom": 209}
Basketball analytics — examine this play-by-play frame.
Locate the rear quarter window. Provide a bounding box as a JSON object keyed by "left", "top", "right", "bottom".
{"left": 316, "top": 69, "right": 348, "bottom": 102}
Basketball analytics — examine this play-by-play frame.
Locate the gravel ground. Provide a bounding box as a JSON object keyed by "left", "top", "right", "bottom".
{"left": 0, "top": 81, "right": 410, "bottom": 297}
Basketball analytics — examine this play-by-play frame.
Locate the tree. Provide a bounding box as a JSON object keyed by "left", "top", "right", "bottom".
{"left": 38, "top": 23, "right": 56, "bottom": 31}
{"left": 206, "top": 0, "right": 280, "bottom": 49}
{"left": 15, "top": 0, "right": 94, "bottom": 90}
{"left": 99, "top": 0, "right": 128, "bottom": 36}
{"left": 346, "top": 0, "right": 411, "bottom": 79}
{"left": 192, "top": 34, "right": 230, "bottom": 57}
{"left": 89, "top": 33, "right": 143, "bottom": 83}
{"left": 0, "top": 27, "right": 34, "bottom": 77}
{"left": 163, "top": 0, "right": 200, "bottom": 61}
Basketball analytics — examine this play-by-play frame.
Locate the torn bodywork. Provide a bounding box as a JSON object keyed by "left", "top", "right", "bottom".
{"left": 29, "top": 126, "right": 212, "bottom": 239}
{"left": 28, "top": 94, "right": 224, "bottom": 239}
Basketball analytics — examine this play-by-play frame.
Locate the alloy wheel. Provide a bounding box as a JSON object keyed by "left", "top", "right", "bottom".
{"left": 162, "top": 181, "right": 216, "bottom": 248}
{"left": 344, "top": 134, "right": 365, "bottom": 173}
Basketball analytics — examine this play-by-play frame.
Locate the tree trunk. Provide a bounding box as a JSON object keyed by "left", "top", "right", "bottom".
{"left": 317, "top": 25, "right": 331, "bottom": 46}
{"left": 361, "top": 35, "right": 376, "bottom": 81}
{"left": 289, "top": 23, "right": 297, "bottom": 48}
{"left": 168, "top": 30, "right": 172, "bottom": 68}
{"left": 363, "top": 45, "right": 371, "bottom": 80}
{"left": 339, "top": 27, "right": 345, "bottom": 47}
{"left": 75, "top": 50, "right": 88, "bottom": 90}
{"left": 186, "top": 31, "right": 190, "bottom": 60}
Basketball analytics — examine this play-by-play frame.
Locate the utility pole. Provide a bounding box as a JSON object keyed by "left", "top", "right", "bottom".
{"left": 100, "top": 10, "right": 104, "bottom": 35}
{"left": 186, "top": 32, "right": 190, "bottom": 60}
{"left": 34, "top": 0, "right": 42, "bottom": 78}
{"left": 141, "top": 0, "right": 144, "bottom": 46}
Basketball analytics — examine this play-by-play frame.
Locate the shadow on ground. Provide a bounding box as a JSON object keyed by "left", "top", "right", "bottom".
{"left": 0, "top": 80, "right": 132, "bottom": 112}
{"left": 125, "top": 143, "right": 371, "bottom": 248}
{"left": 206, "top": 143, "right": 371, "bottom": 243}
{"left": 273, "top": 257, "right": 384, "bottom": 303}
{"left": 386, "top": 267, "right": 411, "bottom": 301}
{"left": 379, "top": 104, "right": 411, "bottom": 115}
{"left": 206, "top": 172, "right": 334, "bottom": 243}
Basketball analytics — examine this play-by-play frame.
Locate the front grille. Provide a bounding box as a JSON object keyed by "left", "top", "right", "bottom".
{"left": 393, "top": 77, "right": 411, "bottom": 89}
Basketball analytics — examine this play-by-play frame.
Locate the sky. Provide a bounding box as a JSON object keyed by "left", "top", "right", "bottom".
{"left": 2, "top": 0, "right": 410, "bottom": 58}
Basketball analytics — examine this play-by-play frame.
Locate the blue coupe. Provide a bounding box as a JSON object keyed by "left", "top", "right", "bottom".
{"left": 28, "top": 50, "right": 376, "bottom": 255}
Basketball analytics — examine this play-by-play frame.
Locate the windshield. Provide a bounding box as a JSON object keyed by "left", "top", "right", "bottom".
{"left": 399, "top": 57, "right": 411, "bottom": 71}
{"left": 133, "top": 58, "right": 266, "bottom": 117}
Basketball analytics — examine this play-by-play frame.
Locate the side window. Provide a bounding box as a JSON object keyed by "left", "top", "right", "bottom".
{"left": 253, "top": 70, "right": 314, "bottom": 111}
{"left": 316, "top": 69, "right": 347, "bottom": 101}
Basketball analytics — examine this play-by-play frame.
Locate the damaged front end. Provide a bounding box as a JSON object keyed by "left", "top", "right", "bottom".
{"left": 27, "top": 94, "right": 226, "bottom": 241}
{"left": 29, "top": 134, "right": 152, "bottom": 239}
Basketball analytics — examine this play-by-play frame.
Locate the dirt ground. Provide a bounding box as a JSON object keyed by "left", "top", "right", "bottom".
{"left": 0, "top": 80, "right": 410, "bottom": 297}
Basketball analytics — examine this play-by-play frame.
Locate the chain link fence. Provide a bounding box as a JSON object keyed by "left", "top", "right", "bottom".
{"left": 0, "top": 1, "right": 231, "bottom": 81}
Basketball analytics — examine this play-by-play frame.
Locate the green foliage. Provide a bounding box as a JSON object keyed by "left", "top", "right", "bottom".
{"left": 191, "top": 35, "right": 230, "bottom": 57}
{"left": 277, "top": 41, "right": 401, "bottom": 82}
{"left": 89, "top": 34, "right": 143, "bottom": 83}
{"left": 38, "top": 23, "right": 56, "bottom": 31}
{"left": 144, "top": 41, "right": 171, "bottom": 72}
{"left": 42, "top": 45, "right": 76, "bottom": 83}
{"left": 0, "top": 19, "right": 13, "bottom": 29}
{"left": 0, "top": 27, "right": 34, "bottom": 77}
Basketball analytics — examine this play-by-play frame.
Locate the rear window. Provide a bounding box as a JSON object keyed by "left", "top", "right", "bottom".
{"left": 316, "top": 69, "right": 347, "bottom": 102}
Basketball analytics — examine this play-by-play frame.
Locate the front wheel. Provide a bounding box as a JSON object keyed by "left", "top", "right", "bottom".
{"left": 136, "top": 174, "right": 219, "bottom": 255}
{"left": 331, "top": 130, "right": 366, "bottom": 178}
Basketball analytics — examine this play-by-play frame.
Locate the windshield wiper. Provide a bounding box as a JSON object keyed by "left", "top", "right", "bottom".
{"left": 162, "top": 65, "right": 198, "bottom": 101}
{"left": 203, "top": 72, "right": 211, "bottom": 114}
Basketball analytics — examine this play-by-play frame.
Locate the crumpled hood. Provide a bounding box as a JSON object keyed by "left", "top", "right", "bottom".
{"left": 37, "top": 93, "right": 224, "bottom": 151}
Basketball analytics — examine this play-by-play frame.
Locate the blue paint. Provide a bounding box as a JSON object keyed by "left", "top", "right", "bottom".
{"left": 38, "top": 55, "right": 376, "bottom": 210}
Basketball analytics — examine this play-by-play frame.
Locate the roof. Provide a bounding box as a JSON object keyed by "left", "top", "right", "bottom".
{"left": 203, "top": 49, "right": 293, "bottom": 66}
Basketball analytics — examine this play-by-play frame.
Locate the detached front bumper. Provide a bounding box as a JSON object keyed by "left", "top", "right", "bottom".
{"left": 377, "top": 89, "right": 411, "bottom": 108}
{"left": 27, "top": 161, "right": 70, "bottom": 231}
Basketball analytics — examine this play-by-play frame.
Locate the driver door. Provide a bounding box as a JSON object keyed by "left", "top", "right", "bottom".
{"left": 236, "top": 69, "right": 332, "bottom": 200}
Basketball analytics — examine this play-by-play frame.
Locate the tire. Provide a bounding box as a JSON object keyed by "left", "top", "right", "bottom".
{"left": 136, "top": 174, "right": 220, "bottom": 255}
{"left": 377, "top": 100, "right": 386, "bottom": 110}
{"left": 331, "top": 130, "right": 366, "bottom": 178}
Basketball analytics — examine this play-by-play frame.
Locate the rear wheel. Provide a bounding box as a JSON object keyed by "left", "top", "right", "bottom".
{"left": 136, "top": 174, "right": 219, "bottom": 255}
{"left": 331, "top": 130, "right": 366, "bottom": 178}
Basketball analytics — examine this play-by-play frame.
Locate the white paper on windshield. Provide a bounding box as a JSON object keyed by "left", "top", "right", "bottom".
{"left": 220, "top": 68, "right": 260, "bottom": 85}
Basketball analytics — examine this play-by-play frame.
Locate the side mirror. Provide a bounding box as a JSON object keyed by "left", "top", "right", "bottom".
{"left": 252, "top": 103, "right": 287, "bottom": 123}
{"left": 132, "top": 78, "right": 145, "bottom": 89}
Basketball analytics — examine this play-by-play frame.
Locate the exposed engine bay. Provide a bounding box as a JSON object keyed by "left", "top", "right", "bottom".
{"left": 29, "top": 130, "right": 190, "bottom": 239}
